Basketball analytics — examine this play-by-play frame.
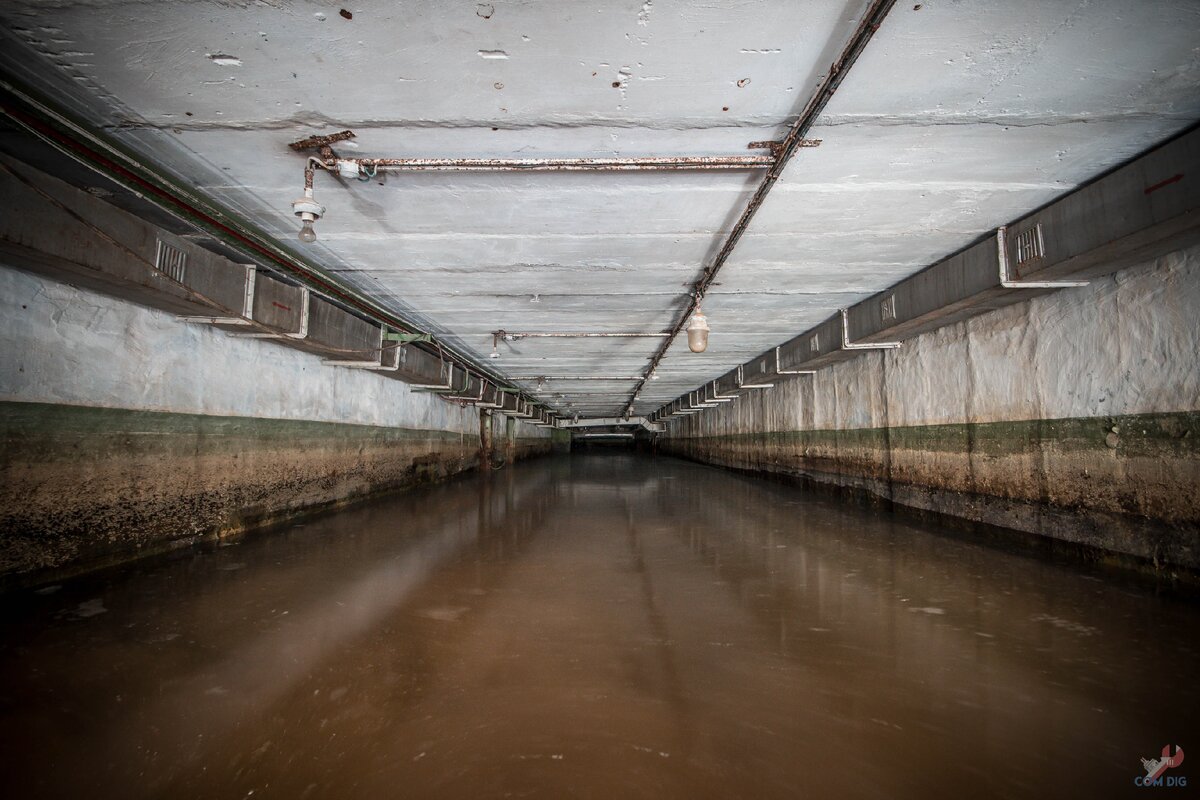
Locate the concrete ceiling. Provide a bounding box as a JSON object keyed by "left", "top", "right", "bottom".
{"left": 2, "top": 0, "right": 1198, "bottom": 418}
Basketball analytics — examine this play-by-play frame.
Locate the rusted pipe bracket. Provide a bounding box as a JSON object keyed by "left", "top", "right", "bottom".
{"left": 841, "top": 308, "right": 901, "bottom": 351}
{"left": 748, "top": 139, "right": 821, "bottom": 158}
{"left": 996, "top": 226, "right": 1090, "bottom": 289}
{"left": 288, "top": 130, "right": 356, "bottom": 152}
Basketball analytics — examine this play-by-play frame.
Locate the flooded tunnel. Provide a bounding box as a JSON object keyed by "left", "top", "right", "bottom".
{"left": 3, "top": 453, "right": 1197, "bottom": 798}
{"left": 2, "top": 1, "right": 1199, "bottom": 797}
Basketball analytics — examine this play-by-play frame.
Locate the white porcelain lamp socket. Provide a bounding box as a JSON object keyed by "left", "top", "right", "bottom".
{"left": 292, "top": 188, "right": 325, "bottom": 243}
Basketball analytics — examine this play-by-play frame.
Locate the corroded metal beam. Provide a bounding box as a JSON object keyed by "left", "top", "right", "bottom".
{"left": 625, "top": 0, "right": 900, "bottom": 417}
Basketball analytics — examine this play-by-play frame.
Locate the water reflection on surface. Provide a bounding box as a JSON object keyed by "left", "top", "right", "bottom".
{"left": 0, "top": 453, "right": 1195, "bottom": 798}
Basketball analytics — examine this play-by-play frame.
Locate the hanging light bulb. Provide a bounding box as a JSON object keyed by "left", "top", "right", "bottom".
{"left": 297, "top": 219, "right": 317, "bottom": 243}
{"left": 686, "top": 307, "right": 710, "bottom": 353}
{"left": 489, "top": 342, "right": 500, "bottom": 359}
{"left": 649, "top": 369, "right": 659, "bottom": 381}
{"left": 291, "top": 186, "right": 325, "bottom": 244}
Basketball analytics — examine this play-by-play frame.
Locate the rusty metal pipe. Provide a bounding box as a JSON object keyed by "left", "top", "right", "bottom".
{"left": 500, "top": 331, "right": 670, "bottom": 340}
{"left": 628, "top": 0, "right": 899, "bottom": 418}
{"left": 333, "top": 156, "right": 774, "bottom": 173}
{"left": 510, "top": 376, "right": 644, "bottom": 381}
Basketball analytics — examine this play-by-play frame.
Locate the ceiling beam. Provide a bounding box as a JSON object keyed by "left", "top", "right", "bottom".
{"left": 622, "top": 0, "right": 899, "bottom": 417}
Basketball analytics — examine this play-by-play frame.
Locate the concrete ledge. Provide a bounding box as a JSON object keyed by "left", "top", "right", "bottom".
{"left": 660, "top": 410, "right": 1200, "bottom": 573}
{"left": 0, "top": 401, "right": 551, "bottom": 583}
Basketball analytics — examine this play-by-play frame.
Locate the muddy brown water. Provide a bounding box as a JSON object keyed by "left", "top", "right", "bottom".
{"left": 0, "top": 453, "right": 1195, "bottom": 798}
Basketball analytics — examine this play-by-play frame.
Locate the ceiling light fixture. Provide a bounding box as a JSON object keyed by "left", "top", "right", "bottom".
{"left": 292, "top": 186, "right": 324, "bottom": 243}
{"left": 686, "top": 307, "right": 710, "bottom": 353}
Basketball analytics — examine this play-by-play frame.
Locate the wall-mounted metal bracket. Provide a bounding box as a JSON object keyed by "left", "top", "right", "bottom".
{"left": 705, "top": 382, "right": 737, "bottom": 403}
{"left": 841, "top": 308, "right": 901, "bottom": 351}
{"left": 236, "top": 286, "right": 312, "bottom": 340}
{"left": 664, "top": 399, "right": 701, "bottom": 416}
{"left": 476, "top": 384, "right": 505, "bottom": 409}
{"left": 410, "top": 362, "right": 456, "bottom": 392}
{"left": 997, "top": 226, "right": 1090, "bottom": 289}
{"left": 513, "top": 399, "right": 535, "bottom": 418}
{"left": 323, "top": 327, "right": 400, "bottom": 369}
{"left": 736, "top": 364, "right": 774, "bottom": 389}
{"left": 177, "top": 315, "right": 253, "bottom": 326}
{"left": 367, "top": 343, "right": 404, "bottom": 372}
{"left": 443, "top": 381, "right": 486, "bottom": 404}
{"left": 178, "top": 265, "right": 257, "bottom": 327}
{"left": 532, "top": 413, "right": 558, "bottom": 427}
{"left": 690, "top": 390, "right": 719, "bottom": 409}
{"left": 775, "top": 346, "right": 818, "bottom": 375}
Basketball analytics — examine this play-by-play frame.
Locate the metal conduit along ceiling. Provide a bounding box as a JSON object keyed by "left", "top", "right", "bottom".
{"left": 1, "top": 0, "right": 1198, "bottom": 420}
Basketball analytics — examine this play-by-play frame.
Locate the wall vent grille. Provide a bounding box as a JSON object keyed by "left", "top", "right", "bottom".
{"left": 155, "top": 239, "right": 187, "bottom": 283}
{"left": 880, "top": 294, "right": 897, "bottom": 323}
{"left": 1015, "top": 224, "right": 1045, "bottom": 266}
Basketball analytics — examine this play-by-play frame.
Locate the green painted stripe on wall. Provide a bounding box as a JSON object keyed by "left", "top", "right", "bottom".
{"left": 672, "top": 410, "right": 1199, "bottom": 459}
{"left": 0, "top": 400, "right": 469, "bottom": 463}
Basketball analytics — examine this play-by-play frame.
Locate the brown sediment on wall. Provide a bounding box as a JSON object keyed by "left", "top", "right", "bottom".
{"left": 660, "top": 410, "right": 1200, "bottom": 573}
{"left": 0, "top": 401, "right": 551, "bottom": 583}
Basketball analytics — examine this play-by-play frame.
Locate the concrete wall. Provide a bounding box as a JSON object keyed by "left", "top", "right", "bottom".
{"left": 661, "top": 243, "right": 1200, "bottom": 573}
{"left": 0, "top": 265, "right": 550, "bottom": 581}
